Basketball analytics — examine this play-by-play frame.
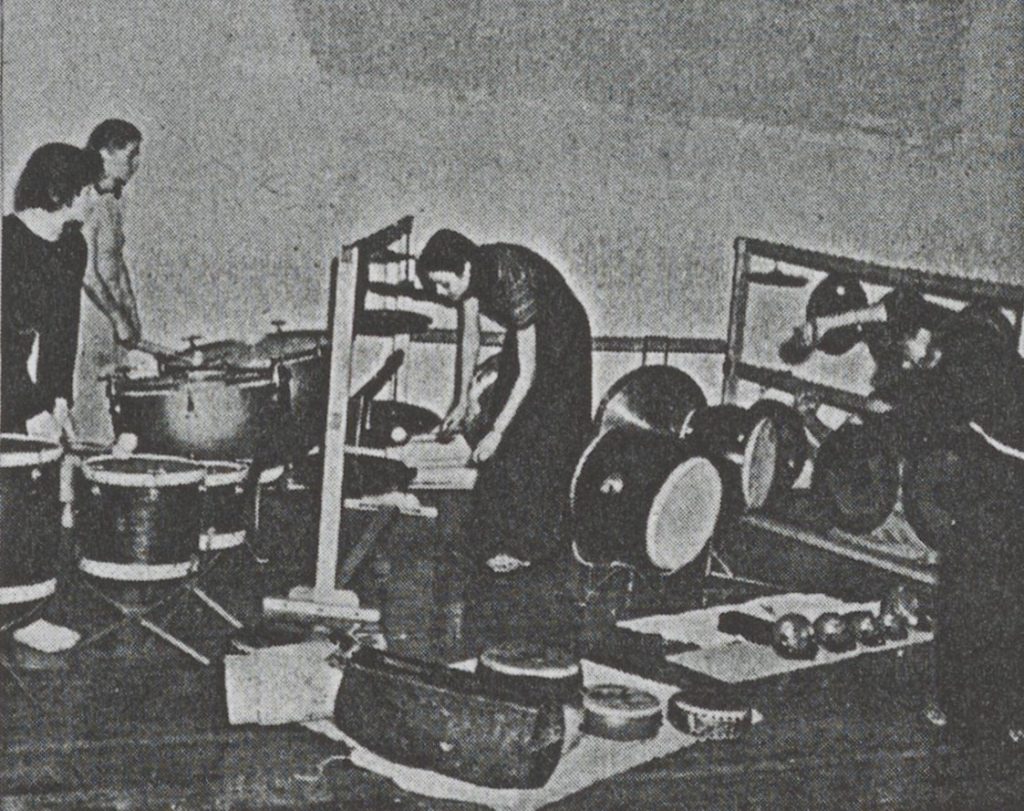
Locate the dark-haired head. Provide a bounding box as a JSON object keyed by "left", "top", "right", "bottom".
{"left": 13, "top": 143, "right": 103, "bottom": 213}
{"left": 86, "top": 118, "right": 142, "bottom": 152}
{"left": 416, "top": 229, "right": 479, "bottom": 302}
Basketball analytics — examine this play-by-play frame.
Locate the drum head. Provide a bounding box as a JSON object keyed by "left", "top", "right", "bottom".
{"left": 746, "top": 400, "right": 809, "bottom": 494}
{"left": 646, "top": 456, "right": 722, "bottom": 572}
{"left": 595, "top": 366, "right": 706, "bottom": 436}
{"left": 82, "top": 455, "right": 206, "bottom": 487}
{"left": 1, "top": 434, "right": 63, "bottom": 467}
{"left": 741, "top": 417, "right": 778, "bottom": 509}
{"left": 255, "top": 330, "right": 329, "bottom": 359}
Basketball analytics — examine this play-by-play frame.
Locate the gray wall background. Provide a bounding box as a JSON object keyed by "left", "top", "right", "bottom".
{"left": 3, "top": 0, "right": 1022, "bottom": 429}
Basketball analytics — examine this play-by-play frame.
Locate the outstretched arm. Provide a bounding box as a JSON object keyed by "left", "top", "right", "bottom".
{"left": 83, "top": 201, "right": 142, "bottom": 347}
{"left": 439, "top": 297, "right": 481, "bottom": 436}
{"left": 472, "top": 324, "right": 536, "bottom": 463}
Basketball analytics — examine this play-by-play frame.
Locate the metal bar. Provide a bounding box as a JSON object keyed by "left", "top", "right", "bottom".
{"left": 188, "top": 585, "right": 244, "bottom": 629}
{"left": 336, "top": 506, "right": 400, "bottom": 589}
{"left": 723, "top": 237, "right": 752, "bottom": 404}
{"left": 409, "top": 329, "right": 727, "bottom": 354}
{"left": 734, "top": 361, "right": 879, "bottom": 415}
{"left": 741, "top": 237, "right": 1024, "bottom": 307}
{"left": 137, "top": 617, "right": 212, "bottom": 666}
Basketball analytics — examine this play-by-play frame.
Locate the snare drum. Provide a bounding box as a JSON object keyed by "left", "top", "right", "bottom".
{"left": 0, "top": 435, "right": 63, "bottom": 629}
{"left": 570, "top": 428, "right": 723, "bottom": 579}
{"left": 108, "top": 367, "right": 284, "bottom": 461}
{"left": 76, "top": 455, "right": 205, "bottom": 581}
{"left": 199, "top": 460, "right": 250, "bottom": 551}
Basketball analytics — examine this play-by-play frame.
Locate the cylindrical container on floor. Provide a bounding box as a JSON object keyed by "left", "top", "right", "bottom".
{"left": 0, "top": 435, "right": 63, "bottom": 630}
{"left": 76, "top": 455, "right": 205, "bottom": 582}
{"left": 667, "top": 684, "right": 753, "bottom": 740}
{"left": 198, "top": 460, "right": 251, "bottom": 552}
{"left": 570, "top": 427, "right": 723, "bottom": 584}
{"left": 581, "top": 684, "right": 663, "bottom": 741}
{"left": 477, "top": 642, "right": 582, "bottom": 705}
{"left": 680, "top": 404, "right": 779, "bottom": 513}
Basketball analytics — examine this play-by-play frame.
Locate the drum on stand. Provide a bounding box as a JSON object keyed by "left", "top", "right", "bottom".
{"left": 76, "top": 455, "right": 205, "bottom": 582}
{"left": 108, "top": 367, "right": 285, "bottom": 462}
{"left": 811, "top": 420, "right": 900, "bottom": 534}
{"left": 594, "top": 365, "right": 707, "bottom": 437}
{"left": 0, "top": 435, "right": 63, "bottom": 631}
{"left": 745, "top": 399, "right": 809, "bottom": 506}
{"left": 681, "top": 404, "right": 779, "bottom": 513}
{"left": 570, "top": 428, "right": 723, "bottom": 583}
{"left": 254, "top": 328, "right": 330, "bottom": 453}
{"left": 198, "top": 461, "right": 251, "bottom": 552}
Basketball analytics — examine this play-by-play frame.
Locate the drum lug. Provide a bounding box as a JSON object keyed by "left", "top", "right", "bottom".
{"left": 31, "top": 467, "right": 43, "bottom": 481}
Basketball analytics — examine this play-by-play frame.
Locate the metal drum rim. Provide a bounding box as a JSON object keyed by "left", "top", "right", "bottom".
{"left": 645, "top": 455, "right": 722, "bottom": 573}
{"left": 82, "top": 454, "right": 207, "bottom": 488}
{"left": 200, "top": 460, "right": 250, "bottom": 487}
{"left": 0, "top": 578, "right": 57, "bottom": 606}
{"left": 568, "top": 429, "right": 607, "bottom": 515}
{"left": 0, "top": 433, "right": 63, "bottom": 468}
{"left": 741, "top": 417, "right": 778, "bottom": 509}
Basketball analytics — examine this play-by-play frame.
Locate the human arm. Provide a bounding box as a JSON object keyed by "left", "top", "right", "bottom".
{"left": 439, "top": 296, "right": 481, "bottom": 436}
{"left": 472, "top": 324, "right": 536, "bottom": 463}
{"left": 83, "top": 199, "right": 142, "bottom": 347}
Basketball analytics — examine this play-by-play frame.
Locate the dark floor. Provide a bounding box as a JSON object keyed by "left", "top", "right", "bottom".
{"left": 2, "top": 483, "right": 1022, "bottom": 810}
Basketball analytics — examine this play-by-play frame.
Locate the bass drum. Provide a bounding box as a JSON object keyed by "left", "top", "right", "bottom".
{"left": 109, "top": 367, "right": 286, "bottom": 462}
{"left": 902, "top": 433, "right": 974, "bottom": 556}
{"left": 811, "top": 420, "right": 900, "bottom": 534}
{"left": 570, "top": 428, "right": 723, "bottom": 580}
{"left": 681, "top": 404, "right": 778, "bottom": 513}
{"left": 595, "top": 365, "right": 706, "bottom": 436}
{"left": 254, "top": 329, "right": 331, "bottom": 453}
{"left": 0, "top": 435, "right": 63, "bottom": 631}
{"left": 77, "top": 455, "right": 205, "bottom": 581}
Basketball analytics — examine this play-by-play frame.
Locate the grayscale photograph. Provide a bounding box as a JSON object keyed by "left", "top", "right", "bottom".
{"left": 1, "top": 1, "right": 1022, "bottom": 808}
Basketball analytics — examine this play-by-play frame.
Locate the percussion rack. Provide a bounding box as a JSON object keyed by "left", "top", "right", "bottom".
{"left": 719, "top": 236, "right": 1024, "bottom": 586}
{"left": 263, "top": 217, "right": 437, "bottom": 628}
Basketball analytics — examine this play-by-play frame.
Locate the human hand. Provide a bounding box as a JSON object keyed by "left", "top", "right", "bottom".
{"left": 25, "top": 410, "right": 62, "bottom": 442}
{"left": 793, "top": 390, "right": 823, "bottom": 418}
{"left": 437, "top": 402, "right": 469, "bottom": 441}
{"left": 471, "top": 429, "right": 502, "bottom": 464}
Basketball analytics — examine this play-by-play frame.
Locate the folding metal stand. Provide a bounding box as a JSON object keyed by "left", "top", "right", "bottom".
{"left": 75, "top": 554, "right": 244, "bottom": 667}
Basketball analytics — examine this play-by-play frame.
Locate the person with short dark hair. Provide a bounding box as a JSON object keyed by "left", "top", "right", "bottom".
{"left": 792, "top": 285, "right": 1024, "bottom": 746}
{"left": 74, "top": 119, "right": 145, "bottom": 440}
{"left": 417, "top": 229, "right": 592, "bottom": 574}
{"left": 2, "top": 143, "right": 102, "bottom": 435}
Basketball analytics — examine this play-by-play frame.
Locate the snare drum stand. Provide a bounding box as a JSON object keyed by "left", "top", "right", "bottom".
{"left": 74, "top": 556, "right": 243, "bottom": 667}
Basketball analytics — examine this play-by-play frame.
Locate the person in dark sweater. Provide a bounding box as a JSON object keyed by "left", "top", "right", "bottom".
{"left": 2, "top": 143, "right": 102, "bottom": 436}
{"left": 796, "top": 285, "right": 1024, "bottom": 745}
{"left": 417, "top": 229, "right": 592, "bottom": 574}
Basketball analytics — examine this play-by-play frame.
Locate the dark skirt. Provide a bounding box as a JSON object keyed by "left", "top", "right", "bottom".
{"left": 465, "top": 297, "right": 592, "bottom": 564}
{"left": 935, "top": 430, "right": 1024, "bottom": 739}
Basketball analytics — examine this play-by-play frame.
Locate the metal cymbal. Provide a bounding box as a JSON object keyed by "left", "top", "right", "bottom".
{"left": 595, "top": 365, "right": 707, "bottom": 436}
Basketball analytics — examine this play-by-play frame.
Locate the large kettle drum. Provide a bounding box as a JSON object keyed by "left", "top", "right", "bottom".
{"left": 254, "top": 327, "right": 331, "bottom": 453}
{"left": 109, "top": 367, "right": 286, "bottom": 462}
{"left": 570, "top": 428, "right": 724, "bottom": 584}
{"left": 0, "top": 435, "right": 63, "bottom": 630}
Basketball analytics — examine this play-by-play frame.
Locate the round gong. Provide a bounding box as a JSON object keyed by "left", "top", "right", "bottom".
{"left": 0, "top": 435, "right": 63, "bottom": 629}
{"left": 812, "top": 421, "right": 900, "bottom": 534}
{"left": 594, "top": 365, "right": 707, "bottom": 436}
{"left": 570, "top": 427, "right": 722, "bottom": 577}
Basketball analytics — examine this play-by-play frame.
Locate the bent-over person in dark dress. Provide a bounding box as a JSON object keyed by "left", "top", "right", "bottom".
{"left": 417, "top": 229, "right": 592, "bottom": 574}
